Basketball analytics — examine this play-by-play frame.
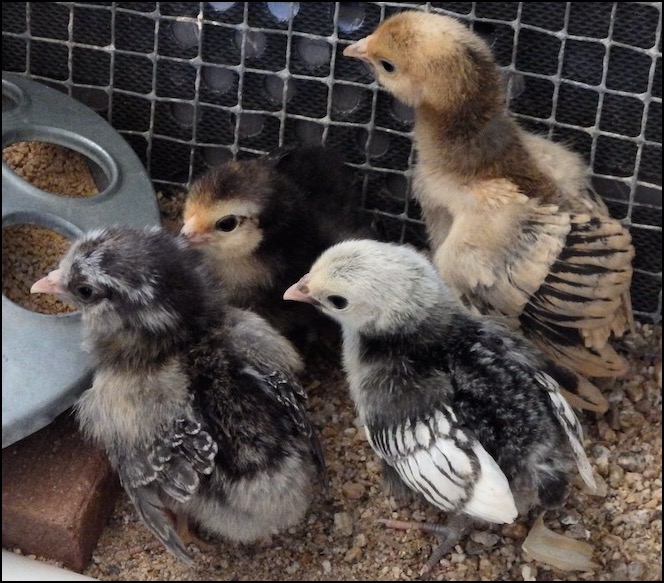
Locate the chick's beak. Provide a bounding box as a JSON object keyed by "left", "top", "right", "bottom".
{"left": 343, "top": 36, "right": 371, "bottom": 61}
{"left": 30, "top": 268, "right": 65, "bottom": 295}
{"left": 180, "top": 218, "right": 212, "bottom": 247}
{"left": 283, "top": 274, "right": 319, "bottom": 306}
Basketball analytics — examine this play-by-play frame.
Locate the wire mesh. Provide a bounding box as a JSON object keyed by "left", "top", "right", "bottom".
{"left": 2, "top": 1, "right": 662, "bottom": 323}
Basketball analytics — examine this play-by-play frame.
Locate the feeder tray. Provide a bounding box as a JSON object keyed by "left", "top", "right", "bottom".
{"left": 1, "top": 72, "right": 161, "bottom": 448}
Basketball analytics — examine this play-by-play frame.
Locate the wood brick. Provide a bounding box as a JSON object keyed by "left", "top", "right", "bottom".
{"left": 2, "top": 410, "right": 120, "bottom": 572}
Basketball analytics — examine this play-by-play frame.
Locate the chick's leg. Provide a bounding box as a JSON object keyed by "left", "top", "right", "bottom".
{"left": 379, "top": 514, "right": 473, "bottom": 577}
{"left": 175, "top": 512, "right": 217, "bottom": 553}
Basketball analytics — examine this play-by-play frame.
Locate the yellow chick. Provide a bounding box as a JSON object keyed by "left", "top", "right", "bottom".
{"left": 344, "top": 11, "right": 635, "bottom": 412}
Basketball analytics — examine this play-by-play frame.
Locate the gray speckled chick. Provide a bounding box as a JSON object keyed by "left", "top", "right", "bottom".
{"left": 31, "top": 225, "right": 328, "bottom": 565}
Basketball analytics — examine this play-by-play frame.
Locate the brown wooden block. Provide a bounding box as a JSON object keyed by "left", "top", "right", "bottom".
{"left": 2, "top": 410, "right": 120, "bottom": 572}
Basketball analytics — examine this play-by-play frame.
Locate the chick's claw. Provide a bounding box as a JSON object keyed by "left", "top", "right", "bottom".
{"left": 175, "top": 513, "right": 217, "bottom": 553}
{"left": 379, "top": 515, "right": 473, "bottom": 577}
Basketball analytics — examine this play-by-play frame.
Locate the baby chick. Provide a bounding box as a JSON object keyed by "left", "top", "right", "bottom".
{"left": 30, "top": 225, "right": 327, "bottom": 565}
{"left": 180, "top": 144, "right": 376, "bottom": 352}
{"left": 343, "top": 11, "right": 635, "bottom": 412}
{"left": 284, "top": 239, "right": 596, "bottom": 577}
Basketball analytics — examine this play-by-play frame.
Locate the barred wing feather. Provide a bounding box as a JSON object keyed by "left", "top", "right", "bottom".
{"left": 367, "top": 408, "right": 517, "bottom": 524}
{"left": 535, "top": 372, "right": 597, "bottom": 492}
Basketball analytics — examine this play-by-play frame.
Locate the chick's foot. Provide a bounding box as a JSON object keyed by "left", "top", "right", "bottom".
{"left": 379, "top": 514, "right": 473, "bottom": 578}
{"left": 175, "top": 513, "right": 217, "bottom": 553}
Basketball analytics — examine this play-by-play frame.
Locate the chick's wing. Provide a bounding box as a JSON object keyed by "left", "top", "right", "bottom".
{"left": 368, "top": 407, "right": 517, "bottom": 524}
{"left": 437, "top": 180, "right": 633, "bottom": 379}
{"left": 113, "top": 417, "right": 218, "bottom": 564}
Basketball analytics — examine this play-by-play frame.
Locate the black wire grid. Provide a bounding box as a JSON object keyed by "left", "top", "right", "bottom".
{"left": 2, "top": 2, "right": 661, "bottom": 323}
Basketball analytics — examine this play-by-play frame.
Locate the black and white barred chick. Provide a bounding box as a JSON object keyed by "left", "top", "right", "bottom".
{"left": 284, "top": 239, "right": 596, "bottom": 577}
{"left": 31, "top": 225, "right": 328, "bottom": 565}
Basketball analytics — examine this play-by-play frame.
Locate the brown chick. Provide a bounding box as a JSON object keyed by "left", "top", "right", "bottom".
{"left": 180, "top": 144, "right": 377, "bottom": 353}
{"left": 343, "top": 10, "right": 635, "bottom": 413}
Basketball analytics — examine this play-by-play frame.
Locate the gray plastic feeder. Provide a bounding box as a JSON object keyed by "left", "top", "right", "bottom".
{"left": 2, "top": 72, "right": 161, "bottom": 448}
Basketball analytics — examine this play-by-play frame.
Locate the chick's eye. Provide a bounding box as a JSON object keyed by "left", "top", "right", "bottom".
{"left": 327, "top": 295, "right": 348, "bottom": 310}
{"left": 75, "top": 285, "right": 95, "bottom": 301}
{"left": 378, "top": 59, "right": 395, "bottom": 73}
{"left": 215, "top": 216, "right": 240, "bottom": 232}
